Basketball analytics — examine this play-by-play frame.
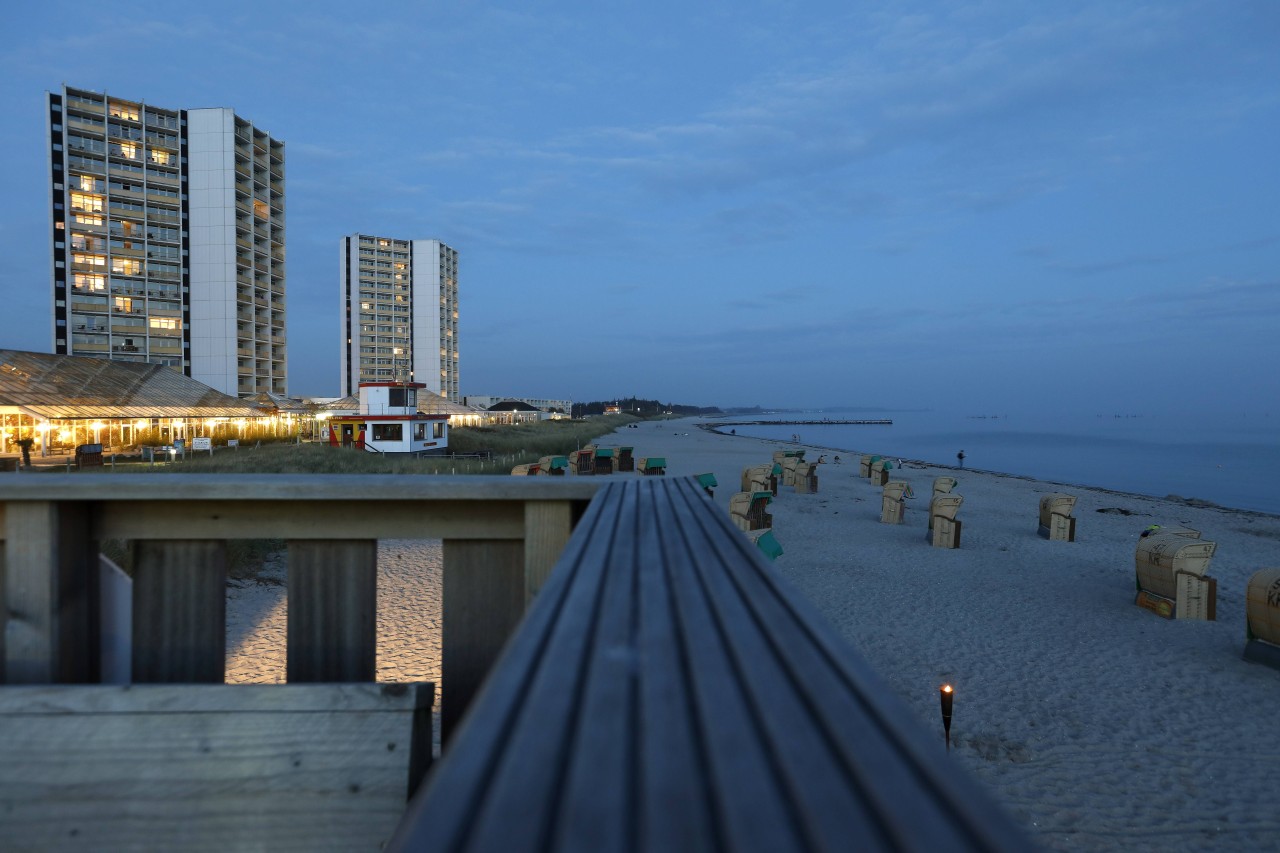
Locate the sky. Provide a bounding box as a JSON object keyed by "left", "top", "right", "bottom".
{"left": 1, "top": 1, "right": 1277, "bottom": 414}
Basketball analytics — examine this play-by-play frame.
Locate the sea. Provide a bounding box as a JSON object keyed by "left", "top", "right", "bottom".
{"left": 708, "top": 410, "right": 1280, "bottom": 516}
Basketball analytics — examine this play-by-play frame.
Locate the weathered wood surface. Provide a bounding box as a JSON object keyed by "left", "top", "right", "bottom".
{"left": 392, "top": 478, "right": 1028, "bottom": 852}
{"left": 441, "top": 539, "right": 525, "bottom": 743}
{"left": 0, "top": 683, "right": 433, "bottom": 852}
{"left": 3, "top": 501, "right": 98, "bottom": 684}
{"left": 0, "top": 476, "right": 594, "bottom": 687}
{"left": 288, "top": 540, "right": 378, "bottom": 682}
{"left": 132, "top": 540, "right": 226, "bottom": 682}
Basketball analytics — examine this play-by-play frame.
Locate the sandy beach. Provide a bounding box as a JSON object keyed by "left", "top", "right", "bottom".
{"left": 226, "top": 418, "right": 1280, "bottom": 851}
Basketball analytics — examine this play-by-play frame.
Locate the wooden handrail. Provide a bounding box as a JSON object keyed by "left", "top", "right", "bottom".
{"left": 0, "top": 474, "right": 599, "bottom": 739}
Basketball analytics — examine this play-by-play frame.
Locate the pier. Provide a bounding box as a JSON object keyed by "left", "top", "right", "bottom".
{"left": 711, "top": 419, "right": 892, "bottom": 427}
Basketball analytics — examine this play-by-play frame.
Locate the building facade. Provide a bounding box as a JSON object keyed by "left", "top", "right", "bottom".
{"left": 462, "top": 395, "right": 572, "bottom": 414}
{"left": 48, "top": 85, "right": 286, "bottom": 398}
{"left": 340, "top": 234, "right": 459, "bottom": 401}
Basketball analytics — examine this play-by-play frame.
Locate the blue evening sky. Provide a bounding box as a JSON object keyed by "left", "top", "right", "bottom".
{"left": 2, "top": 1, "right": 1277, "bottom": 413}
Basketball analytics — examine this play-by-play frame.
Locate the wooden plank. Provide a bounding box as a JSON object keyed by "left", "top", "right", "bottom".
{"left": 3, "top": 501, "right": 97, "bottom": 684}
{"left": 523, "top": 499, "right": 575, "bottom": 604}
{"left": 288, "top": 540, "right": 377, "bottom": 682}
{"left": 0, "top": 683, "right": 432, "bottom": 853}
{"left": 0, "top": 473, "right": 601, "bottom": 503}
{"left": 429, "top": 485, "right": 623, "bottom": 851}
{"left": 96, "top": 499, "right": 525, "bottom": 541}
{"left": 131, "top": 540, "right": 226, "bottom": 683}
{"left": 392, "top": 478, "right": 1031, "bottom": 852}
{"left": 441, "top": 539, "right": 525, "bottom": 743}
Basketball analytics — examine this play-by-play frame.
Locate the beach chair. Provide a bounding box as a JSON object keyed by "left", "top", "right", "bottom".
{"left": 859, "top": 454, "right": 876, "bottom": 478}
{"left": 1134, "top": 533, "right": 1217, "bottom": 620}
{"left": 1244, "top": 569, "right": 1280, "bottom": 670}
{"left": 594, "top": 447, "right": 615, "bottom": 475}
{"left": 928, "top": 493, "right": 963, "bottom": 548}
{"left": 881, "top": 481, "right": 913, "bottom": 524}
{"left": 741, "top": 464, "right": 771, "bottom": 494}
{"left": 772, "top": 449, "right": 804, "bottom": 466}
{"left": 870, "top": 457, "right": 893, "bottom": 486}
{"left": 933, "top": 476, "right": 958, "bottom": 497}
{"left": 616, "top": 446, "right": 635, "bottom": 472}
{"left": 510, "top": 463, "right": 540, "bottom": 476}
{"left": 694, "top": 472, "right": 717, "bottom": 497}
{"left": 745, "top": 528, "right": 784, "bottom": 561}
{"left": 537, "top": 455, "right": 568, "bottom": 476}
{"left": 569, "top": 447, "right": 596, "bottom": 475}
{"left": 637, "top": 456, "right": 666, "bottom": 476}
{"left": 729, "top": 491, "right": 773, "bottom": 531}
{"left": 780, "top": 456, "right": 804, "bottom": 487}
{"left": 793, "top": 460, "right": 819, "bottom": 494}
{"left": 1037, "top": 493, "right": 1077, "bottom": 541}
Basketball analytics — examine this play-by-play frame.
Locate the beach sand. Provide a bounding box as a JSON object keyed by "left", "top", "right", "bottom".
{"left": 225, "top": 418, "right": 1280, "bottom": 850}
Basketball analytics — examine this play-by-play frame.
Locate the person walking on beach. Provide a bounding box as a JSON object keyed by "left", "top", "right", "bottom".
{"left": 957, "top": 450, "right": 965, "bottom": 467}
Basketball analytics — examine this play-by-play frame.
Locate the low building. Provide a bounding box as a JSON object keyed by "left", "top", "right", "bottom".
{"left": 463, "top": 395, "right": 571, "bottom": 417}
{"left": 0, "top": 349, "right": 273, "bottom": 457}
{"left": 325, "top": 382, "right": 448, "bottom": 455}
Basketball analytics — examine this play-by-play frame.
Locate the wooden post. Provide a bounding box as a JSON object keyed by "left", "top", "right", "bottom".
{"left": 523, "top": 500, "right": 574, "bottom": 604}
{"left": 287, "top": 540, "right": 377, "bottom": 682}
{"left": 442, "top": 539, "right": 524, "bottom": 744}
{"left": 131, "top": 540, "right": 226, "bottom": 683}
{"left": 3, "top": 501, "right": 97, "bottom": 684}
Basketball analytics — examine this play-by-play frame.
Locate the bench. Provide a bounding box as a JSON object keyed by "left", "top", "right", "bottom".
{"left": 390, "top": 478, "right": 1028, "bottom": 851}
{"left": 1037, "top": 493, "right": 1077, "bottom": 541}
{"left": 1134, "top": 530, "right": 1217, "bottom": 620}
{"left": 0, "top": 683, "right": 433, "bottom": 851}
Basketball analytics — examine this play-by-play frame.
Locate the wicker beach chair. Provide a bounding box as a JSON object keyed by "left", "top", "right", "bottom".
{"left": 1037, "top": 493, "right": 1077, "bottom": 541}
{"left": 1134, "top": 533, "right": 1217, "bottom": 620}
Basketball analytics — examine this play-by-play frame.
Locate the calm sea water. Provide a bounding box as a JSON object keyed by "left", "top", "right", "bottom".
{"left": 712, "top": 410, "right": 1280, "bottom": 515}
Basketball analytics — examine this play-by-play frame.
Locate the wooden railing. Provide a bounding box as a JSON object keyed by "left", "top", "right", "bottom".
{"left": 0, "top": 473, "right": 599, "bottom": 739}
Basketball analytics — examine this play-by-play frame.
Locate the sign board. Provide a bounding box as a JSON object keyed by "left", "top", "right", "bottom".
{"left": 192, "top": 437, "right": 212, "bottom": 451}
{"left": 228, "top": 439, "right": 239, "bottom": 448}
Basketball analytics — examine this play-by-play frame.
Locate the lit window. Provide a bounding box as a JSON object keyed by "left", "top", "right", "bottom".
{"left": 70, "top": 193, "right": 104, "bottom": 212}
{"left": 73, "top": 212, "right": 103, "bottom": 226}
{"left": 73, "top": 253, "right": 105, "bottom": 267}
{"left": 149, "top": 317, "right": 178, "bottom": 330}
{"left": 118, "top": 142, "right": 137, "bottom": 159}
{"left": 74, "top": 273, "right": 105, "bottom": 291}
{"left": 76, "top": 175, "right": 99, "bottom": 192}
{"left": 111, "top": 258, "right": 141, "bottom": 275}
{"left": 115, "top": 297, "right": 134, "bottom": 313}
{"left": 150, "top": 149, "right": 171, "bottom": 165}
{"left": 109, "top": 102, "right": 140, "bottom": 121}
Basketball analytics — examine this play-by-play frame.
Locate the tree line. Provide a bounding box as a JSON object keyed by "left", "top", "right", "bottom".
{"left": 571, "top": 398, "right": 722, "bottom": 418}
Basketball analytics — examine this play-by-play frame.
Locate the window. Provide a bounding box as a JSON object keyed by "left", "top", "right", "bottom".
{"left": 70, "top": 192, "right": 104, "bottom": 212}
{"left": 114, "top": 297, "right": 134, "bottom": 313}
{"left": 150, "top": 316, "right": 178, "bottom": 330}
{"left": 414, "top": 423, "right": 426, "bottom": 441}
{"left": 109, "top": 102, "right": 140, "bottom": 121}
{"left": 372, "top": 423, "right": 402, "bottom": 442}
{"left": 73, "top": 212, "right": 104, "bottom": 226}
{"left": 111, "top": 258, "right": 142, "bottom": 275}
{"left": 73, "top": 253, "right": 105, "bottom": 267}
{"left": 74, "top": 273, "right": 105, "bottom": 291}
{"left": 433, "top": 422, "right": 445, "bottom": 439}
{"left": 387, "top": 387, "right": 416, "bottom": 408}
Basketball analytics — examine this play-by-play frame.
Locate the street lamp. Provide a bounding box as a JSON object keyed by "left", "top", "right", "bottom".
{"left": 940, "top": 684, "right": 954, "bottom": 751}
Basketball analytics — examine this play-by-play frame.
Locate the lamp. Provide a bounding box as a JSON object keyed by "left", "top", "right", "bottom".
{"left": 940, "top": 684, "right": 954, "bottom": 751}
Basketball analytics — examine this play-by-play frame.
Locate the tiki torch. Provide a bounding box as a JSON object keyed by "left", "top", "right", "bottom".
{"left": 940, "top": 684, "right": 954, "bottom": 751}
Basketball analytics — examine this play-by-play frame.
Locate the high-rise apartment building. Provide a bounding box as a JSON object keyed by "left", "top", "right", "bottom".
{"left": 47, "top": 86, "right": 286, "bottom": 397}
{"left": 340, "top": 235, "right": 459, "bottom": 401}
